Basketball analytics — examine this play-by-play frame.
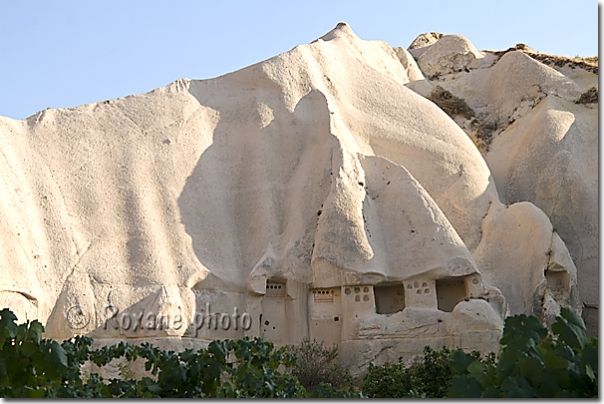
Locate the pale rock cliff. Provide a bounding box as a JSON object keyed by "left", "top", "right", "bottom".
{"left": 395, "top": 32, "right": 597, "bottom": 334}
{"left": 0, "top": 23, "right": 595, "bottom": 374}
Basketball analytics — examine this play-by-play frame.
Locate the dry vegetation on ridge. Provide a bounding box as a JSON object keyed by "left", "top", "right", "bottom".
{"left": 427, "top": 85, "right": 475, "bottom": 120}
{"left": 490, "top": 43, "right": 598, "bottom": 74}
{"left": 427, "top": 86, "right": 500, "bottom": 152}
{"left": 576, "top": 86, "right": 598, "bottom": 104}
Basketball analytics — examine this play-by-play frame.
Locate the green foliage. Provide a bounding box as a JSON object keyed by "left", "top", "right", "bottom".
{"left": 0, "top": 308, "right": 361, "bottom": 398}
{"left": 362, "top": 346, "right": 455, "bottom": 398}
{"left": 309, "top": 382, "right": 366, "bottom": 398}
{"left": 1, "top": 307, "right": 596, "bottom": 398}
{"left": 361, "top": 308, "right": 596, "bottom": 398}
{"left": 284, "top": 338, "right": 352, "bottom": 392}
{"left": 448, "top": 307, "right": 598, "bottom": 398}
{"left": 0, "top": 308, "right": 68, "bottom": 398}
{"left": 117, "top": 362, "right": 136, "bottom": 381}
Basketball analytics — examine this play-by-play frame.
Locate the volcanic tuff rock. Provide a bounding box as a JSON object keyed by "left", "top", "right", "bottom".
{"left": 0, "top": 23, "right": 596, "bottom": 374}
{"left": 394, "top": 32, "right": 597, "bottom": 334}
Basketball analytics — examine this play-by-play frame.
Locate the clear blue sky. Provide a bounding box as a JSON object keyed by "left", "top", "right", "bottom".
{"left": 0, "top": 1, "right": 599, "bottom": 120}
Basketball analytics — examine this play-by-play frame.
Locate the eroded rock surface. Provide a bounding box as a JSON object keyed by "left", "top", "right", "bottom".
{"left": 0, "top": 24, "right": 594, "bottom": 375}
{"left": 398, "top": 31, "right": 597, "bottom": 334}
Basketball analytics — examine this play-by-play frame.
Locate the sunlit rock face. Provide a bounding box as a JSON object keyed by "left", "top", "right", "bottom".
{"left": 0, "top": 23, "right": 592, "bottom": 374}
{"left": 395, "top": 31, "right": 596, "bottom": 335}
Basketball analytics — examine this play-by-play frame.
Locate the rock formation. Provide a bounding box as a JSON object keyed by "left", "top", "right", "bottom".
{"left": 0, "top": 23, "right": 596, "bottom": 374}
{"left": 396, "top": 33, "right": 597, "bottom": 335}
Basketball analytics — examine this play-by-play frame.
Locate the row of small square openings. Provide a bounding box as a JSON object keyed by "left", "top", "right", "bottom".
{"left": 313, "top": 289, "right": 335, "bottom": 303}
{"left": 314, "top": 290, "right": 333, "bottom": 295}
{"left": 266, "top": 282, "right": 285, "bottom": 297}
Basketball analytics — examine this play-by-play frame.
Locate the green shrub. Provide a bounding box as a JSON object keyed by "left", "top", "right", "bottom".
{"left": 448, "top": 307, "right": 598, "bottom": 398}
{"left": 0, "top": 309, "right": 68, "bottom": 397}
{"left": 284, "top": 338, "right": 352, "bottom": 392}
{"left": 362, "top": 345, "right": 456, "bottom": 398}
{"left": 309, "top": 382, "right": 366, "bottom": 398}
{"left": 1, "top": 306, "right": 595, "bottom": 398}
{"left": 0, "top": 308, "right": 363, "bottom": 398}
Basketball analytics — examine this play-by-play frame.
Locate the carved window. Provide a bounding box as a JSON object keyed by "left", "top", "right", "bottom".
{"left": 374, "top": 283, "right": 405, "bottom": 314}
{"left": 436, "top": 277, "right": 466, "bottom": 312}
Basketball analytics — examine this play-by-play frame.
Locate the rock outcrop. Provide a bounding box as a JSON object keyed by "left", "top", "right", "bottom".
{"left": 0, "top": 23, "right": 595, "bottom": 374}
{"left": 395, "top": 31, "right": 597, "bottom": 335}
